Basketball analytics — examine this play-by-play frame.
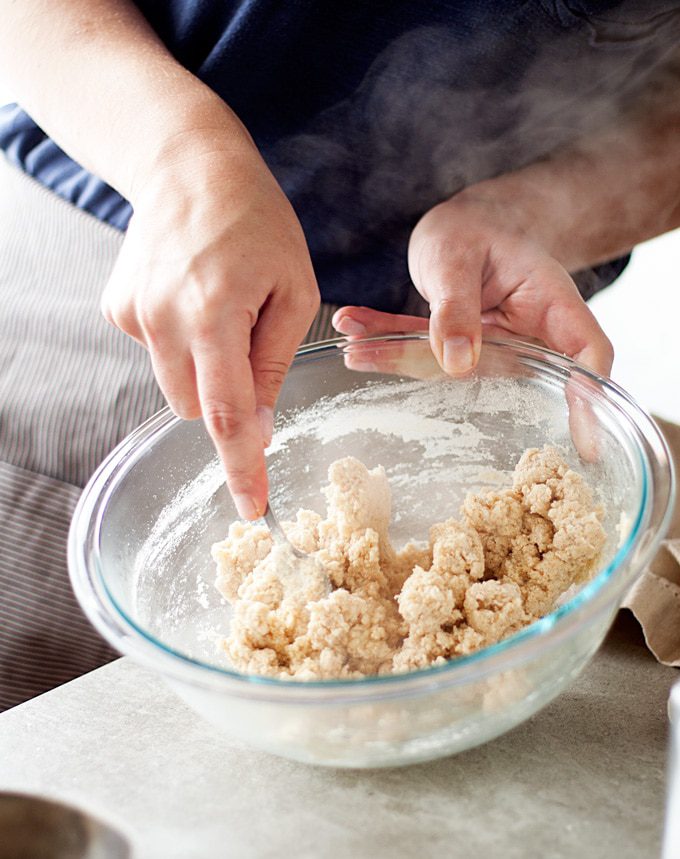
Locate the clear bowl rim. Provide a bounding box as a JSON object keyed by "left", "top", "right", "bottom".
{"left": 68, "top": 335, "right": 676, "bottom": 698}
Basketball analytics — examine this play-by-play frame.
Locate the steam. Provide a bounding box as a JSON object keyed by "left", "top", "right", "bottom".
{"left": 264, "top": 10, "right": 680, "bottom": 304}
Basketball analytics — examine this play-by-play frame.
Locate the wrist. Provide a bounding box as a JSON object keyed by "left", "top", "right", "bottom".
{"left": 125, "top": 89, "right": 260, "bottom": 205}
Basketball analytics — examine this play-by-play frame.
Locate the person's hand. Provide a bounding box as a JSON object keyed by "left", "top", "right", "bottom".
{"left": 101, "top": 143, "right": 320, "bottom": 520}
{"left": 333, "top": 188, "right": 614, "bottom": 378}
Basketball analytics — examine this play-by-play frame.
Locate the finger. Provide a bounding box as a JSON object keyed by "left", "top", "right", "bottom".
{"left": 483, "top": 262, "right": 614, "bottom": 378}
{"left": 413, "top": 246, "right": 484, "bottom": 376}
{"left": 100, "top": 238, "right": 148, "bottom": 346}
{"left": 538, "top": 277, "right": 614, "bottom": 378}
{"left": 479, "top": 316, "right": 548, "bottom": 350}
{"left": 332, "top": 306, "right": 429, "bottom": 338}
{"left": 343, "top": 339, "right": 444, "bottom": 380}
{"left": 343, "top": 340, "right": 405, "bottom": 374}
{"left": 147, "top": 344, "right": 201, "bottom": 419}
{"left": 192, "top": 319, "right": 267, "bottom": 521}
{"left": 542, "top": 280, "right": 612, "bottom": 463}
{"left": 249, "top": 286, "right": 319, "bottom": 447}
{"left": 483, "top": 268, "right": 612, "bottom": 463}
{"left": 566, "top": 381, "right": 603, "bottom": 464}
{"left": 101, "top": 286, "right": 147, "bottom": 347}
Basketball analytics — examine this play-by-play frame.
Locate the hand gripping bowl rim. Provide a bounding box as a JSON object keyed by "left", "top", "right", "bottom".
{"left": 68, "top": 336, "right": 675, "bottom": 703}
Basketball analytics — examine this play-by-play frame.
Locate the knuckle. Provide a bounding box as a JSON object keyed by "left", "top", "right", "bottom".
{"left": 202, "top": 400, "right": 251, "bottom": 439}
{"left": 282, "top": 281, "right": 320, "bottom": 320}
{"left": 137, "top": 305, "right": 163, "bottom": 339}
{"left": 433, "top": 296, "right": 478, "bottom": 337}
{"left": 121, "top": 306, "right": 142, "bottom": 333}
{"left": 186, "top": 320, "right": 212, "bottom": 346}
{"left": 103, "top": 301, "right": 135, "bottom": 335}
{"left": 225, "top": 464, "right": 257, "bottom": 493}
{"left": 188, "top": 317, "right": 222, "bottom": 347}
{"left": 137, "top": 294, "right": 178, "bottom": 341}
{"left": 434, "top": 295, "right": 460, "bottom": 314}
{"left": 255, "top": 358, "right": 288, "bottom": 393}
{"left": 182, "top": 288, "right": 222, "bottom": 326}
{"left": 300, "top": 297, "right": 321, "bottom": 325}
{"left": 302, "top": 285, "right": 321, "bottom": 316}
{"left": 188, "top": 305, "right": 253, "bottom": 345}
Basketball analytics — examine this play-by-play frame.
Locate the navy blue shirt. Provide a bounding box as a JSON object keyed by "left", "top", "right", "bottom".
{"left": 1, "top": 1, "right": 679, "bottom": 310}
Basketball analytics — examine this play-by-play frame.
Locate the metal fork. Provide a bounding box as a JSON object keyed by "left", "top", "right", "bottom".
{"left": 262, "top": 502, "right": 332, "bottom": 597}
{"left": 263, "top": 503, "right": 307, "bottom": 559}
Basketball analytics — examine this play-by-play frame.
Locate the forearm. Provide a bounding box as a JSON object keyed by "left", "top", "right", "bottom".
{"left": 0, "top": 0, "right": 256, "bottom": 202}
{"left": 458, "top": 52, "right": 680, "bottom": 272}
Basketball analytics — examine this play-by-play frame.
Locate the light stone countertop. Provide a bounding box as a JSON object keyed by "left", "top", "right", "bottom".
{"left": 0, "top": 613, "right": 676, "bottom": 859}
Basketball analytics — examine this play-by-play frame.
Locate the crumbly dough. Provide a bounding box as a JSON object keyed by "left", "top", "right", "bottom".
{"left": 212, "top": 447, "right": 606, "bottom": 679}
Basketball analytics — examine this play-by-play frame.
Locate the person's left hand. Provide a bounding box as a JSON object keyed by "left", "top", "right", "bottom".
{"left": 332, "top": 187, "right": 614, "bottom": 379}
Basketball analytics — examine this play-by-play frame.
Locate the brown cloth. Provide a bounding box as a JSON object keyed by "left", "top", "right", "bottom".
{"left": 624, "top": 416, "right": 680, "bottom": 667}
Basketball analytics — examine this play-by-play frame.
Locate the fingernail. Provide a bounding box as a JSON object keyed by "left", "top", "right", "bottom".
{"left": 234, "top": 493, "right": 262, "bottom": 521}
{"left": 256, "top": 405, "right": 274, "bottom": 448}
{"left": 335, "top": 317, "right": 366, "bottom": 336}
{"left": 443, "top": 336, "right": 473, "bottom": 375}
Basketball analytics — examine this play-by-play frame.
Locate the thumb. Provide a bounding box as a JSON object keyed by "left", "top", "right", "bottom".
{"left": 410, "top": 242, "right": 483, "bottom": 376}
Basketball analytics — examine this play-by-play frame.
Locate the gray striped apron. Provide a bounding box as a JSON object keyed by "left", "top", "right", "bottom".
{"left": 0, "top": 155, "right": 338, "bottom": 710}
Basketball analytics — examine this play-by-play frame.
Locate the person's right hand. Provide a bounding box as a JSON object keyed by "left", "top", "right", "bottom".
{"left": 101, "top": 142, "right": 320, "bottom": 520}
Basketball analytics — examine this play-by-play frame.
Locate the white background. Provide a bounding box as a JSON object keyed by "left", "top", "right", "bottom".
{"left": 1, "top": 92, "right": 678, "bottom": 423}
{"left": 589, "top": 229, "right": 680, "bottom": 423}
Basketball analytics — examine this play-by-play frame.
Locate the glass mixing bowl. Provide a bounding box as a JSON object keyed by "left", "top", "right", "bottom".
{"left": 69, "top": 336, "right": 674, "bottom": 768}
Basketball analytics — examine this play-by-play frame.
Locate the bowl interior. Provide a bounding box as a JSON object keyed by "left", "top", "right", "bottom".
{"left": 95, "top": 337, "right": 648, "bottom": 670}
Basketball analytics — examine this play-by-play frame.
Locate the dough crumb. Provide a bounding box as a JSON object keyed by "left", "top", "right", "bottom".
{"left": 212, "top": 447, "right": 606, "bottom": 679}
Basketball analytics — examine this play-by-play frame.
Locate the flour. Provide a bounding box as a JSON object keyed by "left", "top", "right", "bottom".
{"left": 265, "top": 377, "right": 559, "bottom": 511}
